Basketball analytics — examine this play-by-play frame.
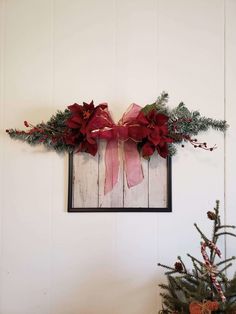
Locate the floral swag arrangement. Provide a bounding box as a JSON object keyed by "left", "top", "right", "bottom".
{"left": 6, "top": 92, "right": 227, "bottom": 194}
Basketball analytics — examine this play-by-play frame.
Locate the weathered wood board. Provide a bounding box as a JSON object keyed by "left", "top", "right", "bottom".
{"left": 70, "top": 149, "right": 170, "bottom": 210}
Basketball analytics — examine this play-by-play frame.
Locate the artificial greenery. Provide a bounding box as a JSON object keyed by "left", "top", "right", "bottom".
{"left": 158, "top": 200, "right": 236, "bottom": 314}
{"left": 142, "top": 92, "right": 228, "bottom": 156}
{"left": 7, "top": 109, "right": 73, "bottom": 153}
{"left": 6, "top": 92, "right": 228, "bottom": 157}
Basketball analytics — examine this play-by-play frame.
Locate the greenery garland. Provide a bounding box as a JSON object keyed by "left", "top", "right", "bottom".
{"left": 6, "top": 92, "right": 228, "bottom": 158}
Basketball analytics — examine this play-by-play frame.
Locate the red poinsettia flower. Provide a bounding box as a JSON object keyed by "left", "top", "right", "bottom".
{"left": 66, "top": 101, "right": 95, "bottom": 133}
{"left": 65, "top": 101, "right": 109, "bottom": 156}
{"left": 135, "top": 109, "right": 173, "bottom": 158}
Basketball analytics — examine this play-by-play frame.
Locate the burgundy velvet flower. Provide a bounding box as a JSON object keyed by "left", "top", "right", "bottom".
{"left": 65, "top": 101, "right": 109, "bottom": 156}
{"left": 135, "top": 109, "right": 173, "bottom": 158}
{"left": 66, "top": 101, "right": 95, "bottom": 132}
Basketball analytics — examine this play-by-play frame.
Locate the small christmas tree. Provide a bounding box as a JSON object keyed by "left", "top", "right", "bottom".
{"left": 158, "top": 201, "right": 236, "bottom": 314}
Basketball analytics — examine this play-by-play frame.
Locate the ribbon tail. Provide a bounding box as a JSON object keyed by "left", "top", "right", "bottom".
{"left": 124, "top": 139, "right": 143, "bottom": 188}
{"left": 104, "top": 140, "right": 119, "bottom": 194}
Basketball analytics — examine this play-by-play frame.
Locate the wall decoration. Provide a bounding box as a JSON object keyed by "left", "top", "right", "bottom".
{"left": 67, "top": 152, "right": 172, "bottom": 211}
{"left": 158, "top": 200, "right": 236, "bottom": 313}
{"left": 6, "top": 92, "right": 227, "bottom": 211}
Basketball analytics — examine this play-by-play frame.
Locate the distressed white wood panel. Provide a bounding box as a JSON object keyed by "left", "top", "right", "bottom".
{"left": 73, "top": 153, "right": 98, "bottom": 208}
{"left": 123, "top": 159, "right": 149, "bottom": 208}
{"left": 1, "top": 0, "right": 53, "bottom": 313}
{"left": 74, "top": 137, "right": 169, "bottom": 209}
{"left": 225, "top": 0, "right": 236, "bottom": 278}
{"left": 149, "top": 154, "right": 168, "bottom": 208}
{"left": 98, "top": 140, "right": 124, "bottom": 208}
{"left": 155, "top": 1, "right": 225, "bottom": 311}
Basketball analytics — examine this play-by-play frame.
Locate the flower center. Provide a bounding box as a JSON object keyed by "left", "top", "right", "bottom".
{"left": 147, "top": 122, "right": 155, "bottom": 128}
{"left": 83, "top": 111, "right": 91, "bottom": 119}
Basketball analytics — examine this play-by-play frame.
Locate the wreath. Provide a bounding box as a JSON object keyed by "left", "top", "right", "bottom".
{"left": 6, "top": 92, "right": 228, "bottom": 193}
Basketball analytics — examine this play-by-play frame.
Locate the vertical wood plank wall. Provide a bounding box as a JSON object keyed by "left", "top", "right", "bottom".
{"left": 0, "top": 1, "right": 235, "bottom": 314}
{"left": 72, "top": 153, "right": 168, "bottom": 209}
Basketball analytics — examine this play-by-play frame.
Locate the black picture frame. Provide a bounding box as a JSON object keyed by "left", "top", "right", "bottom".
{"left": 68, "top": 152, "right": 172, "bottom": 212}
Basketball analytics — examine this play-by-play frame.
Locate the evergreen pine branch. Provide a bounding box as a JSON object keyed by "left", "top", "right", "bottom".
{"left": 217, "top": 225, "right": 236, "bottom": 230}
{"left": 210, "top": 200, "right": 220, "bottom": 262}
{"left": 187, "top": 254, "right": 203, "bottom": 266}
{"left": 141, "top": 92, "right": 169, "bottom": 115}
{"left": 165, "top": 270, "right": 178, "bottom": 275}
{"left": 214, "top": 200, "right": 220, "bottom": 225}
{"left": 217, "top": 256, "right": 236, "bottom": 267}
{"left": 218, "top": 263, "right": 233, "bottom": 273}
{"left": 192, "top": 262, "right": 202, "bottom": 278}
{"left": 160, "top": 293, "right": 183, "bottom": 308}
{"left": 168, "top": 104, "right": 228, "bottom": 143}
{"left": 155, "top": 91, "right": 169, "bottom": 107}
{"left": 182, "top": 275, "right": 199, "bottom": 286}
{"left": 158, "top": 263, "right": 176, "bottom": 272}
{"left": 158, "top": 201, "right": 236, "bottom": 313}
{"left": 177, "top": 256, "right": 188, "bottom": 273}
{"left": 6, "top": 109, "right": 74, "bottom": 153}
{"left": 141, "top": 93, "right": 228, "bottom": 145}
{"left": 167, "top": 144, "right": 177, "bottom": 156}
{"left": 215, "top": 232, "right": 236, "bottom": 238}
{"left": 159, "top": 284, "right": 170, "bottom": 290}
{"left": 194, "top": 223, "right": 210, "bottom": 243}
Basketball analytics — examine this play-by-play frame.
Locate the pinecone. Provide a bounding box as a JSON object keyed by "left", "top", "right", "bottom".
{"left": 207, "top": 211, "right": 217, "bottom": 220}
{"left": 174, "top": 261, "right": 183, "bottom": 272}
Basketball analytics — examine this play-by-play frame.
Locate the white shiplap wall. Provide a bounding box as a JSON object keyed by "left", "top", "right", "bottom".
{"left": 0, "top": 1, "right": 235, "bottom": 314}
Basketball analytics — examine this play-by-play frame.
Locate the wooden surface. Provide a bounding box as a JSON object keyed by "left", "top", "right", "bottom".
{"left": 72, "top": 151, "right": 169, "bottom": 209}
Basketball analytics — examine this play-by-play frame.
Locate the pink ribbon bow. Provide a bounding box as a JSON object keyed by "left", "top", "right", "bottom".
{"left": 92, "top": 104, "right": 145, "bottom": 194}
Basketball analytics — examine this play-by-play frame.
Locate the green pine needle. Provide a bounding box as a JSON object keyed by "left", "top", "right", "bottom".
{"left": 158, "top": 201, "right": 236, "bottom": 314}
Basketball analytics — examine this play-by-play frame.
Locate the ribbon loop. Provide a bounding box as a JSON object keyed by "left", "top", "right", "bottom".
{"left": 93, "top": 104, "right": 144, "bottom": 194}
